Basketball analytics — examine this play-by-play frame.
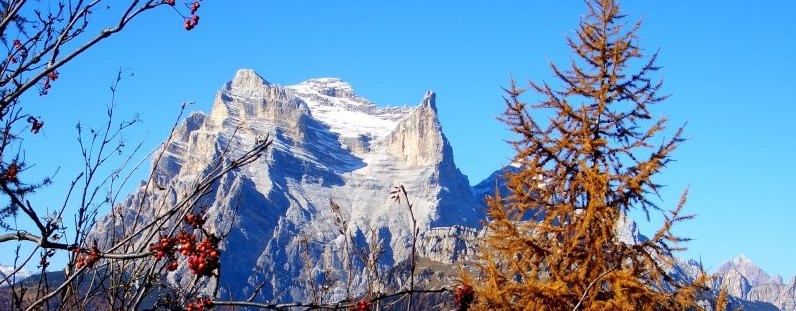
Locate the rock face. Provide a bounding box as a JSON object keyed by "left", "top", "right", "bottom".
{"left": 716, "top": 255, "right": 780, "bottom": 293}
{"left": 418, "top": 226, "right": 480, "bottom": 264}
{"left": 712, "top": 255, "right": 796, "bottom": 310}
{"left": 96, "top": 69, "right": 483, "bottom": 302}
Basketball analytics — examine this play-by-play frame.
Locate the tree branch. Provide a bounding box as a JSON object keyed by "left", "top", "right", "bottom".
{"left": 213, "top": 288, "right": 451, "bottom": 310}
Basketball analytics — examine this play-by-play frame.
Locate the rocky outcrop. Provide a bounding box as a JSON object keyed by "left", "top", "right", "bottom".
{"left": 384, "top": 91, "right": 444, "bottom": 167}
{"left": 95, "top": 69, "right": 484, "bottom": 303}
{"left": 712, "top": 255, "right": 795, "bottom": 310}
{"left": 418, "top": 226, "right": 480, "bottom": 264}
{"left": 747, "top": 281, "right": 796, "bottom": 311}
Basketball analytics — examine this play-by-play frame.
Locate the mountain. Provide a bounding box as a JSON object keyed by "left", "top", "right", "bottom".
{"left": 471, "top": 164, "right": 518, "bottom": 202}
{"left": 94, "top": 69, "right": 483, "bottom": 302}
{"left": 712, "top": 255, "right": 796, "bottom": 310}
{"left": 0, "top": 265, "right": 33, "bottom": 284}
{"left": 91, "top": 69, "right": 790, "bottom": 310}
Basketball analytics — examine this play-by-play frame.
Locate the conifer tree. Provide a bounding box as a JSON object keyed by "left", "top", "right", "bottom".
{"left": 715, "top": 287, "right": 730, "bottom": 311}
{"left": 474, "top": 0, "right": 705, "bottom": 309}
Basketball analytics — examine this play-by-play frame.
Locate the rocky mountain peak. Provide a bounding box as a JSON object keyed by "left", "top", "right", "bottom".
{"left": 711, "top": 254, "right": 793, "bottom": 307}
{"left": 717, "top": 255, "right": 775, "bottom": 287}
{"left": 733, "top": 254, "right": 753, "bottom": 266}
{"left": 94, "top": 69, "right": 485, "bottom": 303}
{"left": 421, "top": 90, "right": 437, "bottom": 112}
{"left": 230, "top": 68, "right": 269, "bottom": 89}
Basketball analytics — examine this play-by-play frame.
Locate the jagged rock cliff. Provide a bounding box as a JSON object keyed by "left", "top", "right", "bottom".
{"left": 712, "top": 255, "right": 796, "bottom": 310}
{"left": 96, "top": 69, "right": 483, "bottom": 302}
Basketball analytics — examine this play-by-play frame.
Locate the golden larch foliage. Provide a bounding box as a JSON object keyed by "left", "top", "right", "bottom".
{"left": 716, "top": 287, "right": 730, "bottom": 311}
{"left": 473, "top": 0, "right": 707, "bottom": 310}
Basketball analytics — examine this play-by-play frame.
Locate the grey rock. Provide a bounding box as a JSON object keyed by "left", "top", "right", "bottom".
{"left": 712, "top": 255, "right": 796, "bottom": 310}
{"left": 94, "top": 69, "right": 483, "bottom": 303}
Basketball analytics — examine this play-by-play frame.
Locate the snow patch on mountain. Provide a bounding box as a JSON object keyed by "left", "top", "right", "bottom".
{"left": 0, "top": 265, "right": 33, "bottom": 283}
{"left": 286, "top": 78, "right": 412, "bottom": 140}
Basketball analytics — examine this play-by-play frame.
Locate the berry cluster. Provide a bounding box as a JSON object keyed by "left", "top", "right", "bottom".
{"left": 74, "top": 243, "right": 101, "bottom": 269}
{"left": 175, "top": 230, "right": 196, "bottom": 255}
{"left": 184, "top": 15, "right": 199, "bottom": 31}
{"left": 162, "top": 0, "right": 202, "bottom": 30}
{"left": 185, "top": 297, "right": 213, "bottom": 311}
{"left": 9, "top": 39, "right": 24, "bottom": 63}
{"left": 183, "top": 1, "right": 202, "bottom": 31}
{"left": 150, "top": 235, "right": 180, "bottom": 271}
{"left": 40, "top": 70, "right": 59, "bottom": 95}
{"left": 151, "top": 235, "right": 176, "bottom": 260}
{"left": 190, "top": 1, "right": 200, "bottom": 14}
{"left": 150, "top": 210, "right": 220, "bottom": 276}
{"left": 186, "top": 235, "right": 219, "bottom": 277}
{"left": 350, "top": 299, "right": 371, "bottom": 311}
{"left": 3, "top": 162, "right": 18, "bottom": 182}
{"left": 184, "top": 211, "right": 206, "bottom": 229}
{"left": 453, "top": 284, "right": 474, "bottom": 311}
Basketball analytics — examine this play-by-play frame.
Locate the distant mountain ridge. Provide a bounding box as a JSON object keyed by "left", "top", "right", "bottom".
{"left": 712, "top": 255, "right": 796, "bottom": 310}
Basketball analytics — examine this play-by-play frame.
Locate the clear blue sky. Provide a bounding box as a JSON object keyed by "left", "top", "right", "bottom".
{"left": 6, "top": 1, "right": 795, "bottom": 279}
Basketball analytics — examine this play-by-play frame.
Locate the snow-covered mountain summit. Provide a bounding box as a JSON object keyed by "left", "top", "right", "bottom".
{"left": 96, "top": 69, "right": 483, "bottom": 302}
{"left": 286, "top": 77, "right": 414, "bottom": 140}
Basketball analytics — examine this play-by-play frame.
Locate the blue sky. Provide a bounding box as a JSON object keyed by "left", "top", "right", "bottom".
{"left": 6, "top": 1, "right": 795, "bottom": 279}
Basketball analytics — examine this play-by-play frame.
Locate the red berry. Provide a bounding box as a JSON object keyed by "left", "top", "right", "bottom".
{"left": 454, "top": 284, "right": 474, "bottom": 311}
{"left": 190, "top": 2, "right": 200, "bottom": 14}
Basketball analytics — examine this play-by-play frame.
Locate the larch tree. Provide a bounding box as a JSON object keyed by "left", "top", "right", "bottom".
{"left": 474, "top": 0, "right": 706, "bottom": 310}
